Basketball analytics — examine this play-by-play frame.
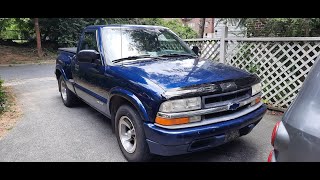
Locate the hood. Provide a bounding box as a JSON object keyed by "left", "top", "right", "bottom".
{"left": 121, "top": 57, "right": 254, "bottom": 90}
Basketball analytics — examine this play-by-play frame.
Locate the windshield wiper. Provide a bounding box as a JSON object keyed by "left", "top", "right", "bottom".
{"left": 158, "top": 53, "right": 197, "bottom": 58}
{"left": 112, "top": 55, "right": 152, "bottom": 63}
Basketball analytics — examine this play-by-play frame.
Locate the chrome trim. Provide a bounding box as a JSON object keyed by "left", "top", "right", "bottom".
{"left": 157, "top": 92, "right": 262, "bottom": 119}
{"left": 163, "top": 84, "right": 219, "bottom": 99}
{"left": 155, "top": 102, "right": 263, "bottom": 129}
{"left": 203, "top": 87, "right": 251, "bottom": 108}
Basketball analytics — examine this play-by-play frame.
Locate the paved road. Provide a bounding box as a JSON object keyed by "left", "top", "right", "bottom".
{"left": 0, "top": 64, "right": 282, "bottom": 162}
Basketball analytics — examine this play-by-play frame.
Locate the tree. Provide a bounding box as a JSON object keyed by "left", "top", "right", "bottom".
{"left": 0, "top": 18, "right": 33, "bottom": 40}
{"left": 199, "top": 18, "right": 206, "bottom": 38}
{"left": 34, "top": 18, "right": 42, "bottom": 57}
{"left": 217, "top": 18, "right": 248, "bottom": 28}
{"left": 245, "top": 18, "right": 320, "bottom": 37}
{"left": 0, "top": 18, "right": 198, "bottom": 48}
{"left": 159, "top": 19, "right": 197, "bottom": 39}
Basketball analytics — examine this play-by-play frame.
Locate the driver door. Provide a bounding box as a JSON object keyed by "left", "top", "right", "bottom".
{"left": 72, "top": 29, "right": 108, "bottom": 113}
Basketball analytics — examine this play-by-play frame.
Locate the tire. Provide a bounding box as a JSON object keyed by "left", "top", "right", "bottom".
{"left": 59, "top": 76, "right": 78, "bottom": 107}
{"left": 115, "top": 104, "right": 152, "bottom": 162}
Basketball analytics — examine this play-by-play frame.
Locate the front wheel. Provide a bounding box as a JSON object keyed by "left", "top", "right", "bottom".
{"left": 115, "top": 105, "right": 152, "bottom": 162}
{"left": 59, "top": 76, "right": 78, "bottom": 107}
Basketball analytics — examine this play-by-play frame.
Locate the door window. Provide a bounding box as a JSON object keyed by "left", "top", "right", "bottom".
{"left": 79, "top": 31, "right": 98, "bottom": 51}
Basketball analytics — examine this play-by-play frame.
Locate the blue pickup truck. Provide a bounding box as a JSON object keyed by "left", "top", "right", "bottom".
{"left": 55, "top": 25, "right": 267, "bottom": 161}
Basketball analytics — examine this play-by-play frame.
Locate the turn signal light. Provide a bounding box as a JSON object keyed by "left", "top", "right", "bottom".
{"left": 271, "top": 121, "right": 281, "bottom": 146}
{"left": 251, "top": 97, "right": 261, "bottom": 106}
{"left": 155, "top": 116, "right": 189, "bottom": 126}
{"left": 255, "top": 97, "right": 261, "bottom": 104}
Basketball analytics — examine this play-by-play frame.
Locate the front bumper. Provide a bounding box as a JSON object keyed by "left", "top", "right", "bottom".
{"left": 143, "top": 104, "right": 267, "bottom": 156}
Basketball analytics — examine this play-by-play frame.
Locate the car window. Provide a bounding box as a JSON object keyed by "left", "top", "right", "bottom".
{"left": 79, "top": 31, "right": 98, "bottom": 51}
{"left": 101, "top": 27, "right": 195, "bottom": 63}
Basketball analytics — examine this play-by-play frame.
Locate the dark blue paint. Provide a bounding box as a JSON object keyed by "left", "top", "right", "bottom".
{"left": 122, "top": 58, "right": 252, "bottom": 90}
{"left": 145, "top": 105, "right": 267, "bottom": 156}
{"left": 109, "top": 87, "right": 153, "bottom": 122}
{"left": 55, "top": 25, "right": 267, "bottom": 156}
{"left": 74, "top": 83, "right": 108, "bottom": 104}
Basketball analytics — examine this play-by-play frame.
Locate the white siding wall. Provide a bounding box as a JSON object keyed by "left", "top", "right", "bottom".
{"left": 214, "top": 18, "right": 247, "bottom": 38}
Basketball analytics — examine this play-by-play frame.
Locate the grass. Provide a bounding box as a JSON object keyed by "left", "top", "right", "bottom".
{"left": 0, "top": 85, "right": 22, "bottom": 139}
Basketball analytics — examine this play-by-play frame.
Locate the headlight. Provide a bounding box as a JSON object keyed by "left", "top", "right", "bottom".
{"left": 252, "top": 83, "right": 262, "bottom": 96}
{"left": 159, "top": 97, "right": 201, "bottom": 113}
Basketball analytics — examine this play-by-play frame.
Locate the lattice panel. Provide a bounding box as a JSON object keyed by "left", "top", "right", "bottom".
{"left": 184, "top": 39, "right": 320, "bottom": 110}
{"left": 160, "top": 41, "right": 184, "bottom": 51}
{"left": 226, "top": 40, "right": 320, "bottom": 110}
{"left": 185, "top": 40, "right": 220, "bottom": 61}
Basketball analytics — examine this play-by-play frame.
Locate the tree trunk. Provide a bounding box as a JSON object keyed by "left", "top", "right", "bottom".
{"left": 199, "top": 18, "right": 206, "bottom": 38}
{"left": 212, "top": 18, "right": 215, "bottom": 37}
{"left": 34, "top": 18, "right": 43, "bottom": 58}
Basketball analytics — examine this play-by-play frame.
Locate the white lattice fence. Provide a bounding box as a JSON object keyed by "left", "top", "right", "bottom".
{"left": 185, "top": 37, "right": 320, "bottom": 111}
{"left": 185, "top": 38, "right": 221, "bottom": 61}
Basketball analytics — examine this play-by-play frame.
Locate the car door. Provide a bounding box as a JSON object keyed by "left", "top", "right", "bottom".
{"left": 72, "top": 29, "right": 109, "bottom": 114}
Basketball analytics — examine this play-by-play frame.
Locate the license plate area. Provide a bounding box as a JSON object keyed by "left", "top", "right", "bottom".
{"left": 224, "top": 130, "right": 240, "bottom": 142}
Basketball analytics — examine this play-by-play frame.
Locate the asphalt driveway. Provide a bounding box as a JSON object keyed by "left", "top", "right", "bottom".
{"left": 0, "top": 64, "right": 282, "bottom": 161}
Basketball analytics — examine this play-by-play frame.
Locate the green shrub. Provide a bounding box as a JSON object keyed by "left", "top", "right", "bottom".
{"left": 0, "top": 78, "right": 6, "bottom": 113}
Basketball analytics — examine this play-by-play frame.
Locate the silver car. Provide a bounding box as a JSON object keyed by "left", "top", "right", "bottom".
{"left": 268, "top": 56, "right": 320, "bottom": 162}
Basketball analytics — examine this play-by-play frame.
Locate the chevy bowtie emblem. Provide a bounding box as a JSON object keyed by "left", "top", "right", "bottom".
{"left": 228, "top": 102, "right": 240, "bottom": 110}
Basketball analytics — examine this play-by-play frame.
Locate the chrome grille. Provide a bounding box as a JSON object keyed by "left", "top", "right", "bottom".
{"left": 202, "top": 88, "right": 251, "bottom": 109}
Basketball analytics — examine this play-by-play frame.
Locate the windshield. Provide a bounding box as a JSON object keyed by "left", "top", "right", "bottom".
{"left": 101, "top": 27, "right": 196, "bottom": 63}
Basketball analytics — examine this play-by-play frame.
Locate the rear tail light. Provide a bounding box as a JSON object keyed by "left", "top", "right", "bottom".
{"left": 271, "top": 121, "right": 281, "bottom": 146}
{"left": 267, "top": 150, "right": 273, "bottom": 162}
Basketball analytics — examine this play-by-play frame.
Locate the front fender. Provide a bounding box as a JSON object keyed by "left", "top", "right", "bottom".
{"left": 109, "top": 87, "right": 150, "bottom": 122}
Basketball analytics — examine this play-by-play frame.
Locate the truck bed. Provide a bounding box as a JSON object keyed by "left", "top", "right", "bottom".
{"left": 58, "top": 47, "right": 77, "bottom": 54}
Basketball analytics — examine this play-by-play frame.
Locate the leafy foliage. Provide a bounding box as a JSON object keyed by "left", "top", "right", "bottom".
{"left": 246, "top": 18, "right": 320, "bottom": 37}
{"left": 0, "top": 18, "right": 198, "bottom": 48}
{"left": 161, "top": 19, "right": 198, "bottom": 39}
{"left": 0, "top": 18, "right": 33, "bottom": 40}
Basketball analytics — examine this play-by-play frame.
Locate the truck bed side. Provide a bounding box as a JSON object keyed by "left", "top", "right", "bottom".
{"left": 56, "top": 47, "right": 77, "bottom": 80}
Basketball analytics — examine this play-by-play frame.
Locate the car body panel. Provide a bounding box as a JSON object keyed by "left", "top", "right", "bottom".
{"left": 272, "top": 56, "right": 320, "bottom": 161}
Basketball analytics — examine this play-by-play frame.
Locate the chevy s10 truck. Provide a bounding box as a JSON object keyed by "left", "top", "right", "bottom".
{"left": 55, "top": 25, "right": 267, "bottom": 161}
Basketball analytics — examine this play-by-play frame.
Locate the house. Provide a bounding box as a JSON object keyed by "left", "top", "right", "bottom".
{"left": 164, "top": 18, "right": 247, "bottom": 38}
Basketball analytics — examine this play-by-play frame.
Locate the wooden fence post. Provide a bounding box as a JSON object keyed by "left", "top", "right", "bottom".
{"left": 219, "top": 25, "right": 228, "bottom": 63}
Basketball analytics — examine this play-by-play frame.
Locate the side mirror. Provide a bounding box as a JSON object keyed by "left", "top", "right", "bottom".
{"left": 192, "top": 46, "right": 201, "bottom": 56}
{"left": 77, "top": 49, "right": 100, "bottom": 63}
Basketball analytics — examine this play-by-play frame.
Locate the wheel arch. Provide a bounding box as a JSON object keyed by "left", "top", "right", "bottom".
{"left": 109, "top": 88, "right": 150, "bottom": 132}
